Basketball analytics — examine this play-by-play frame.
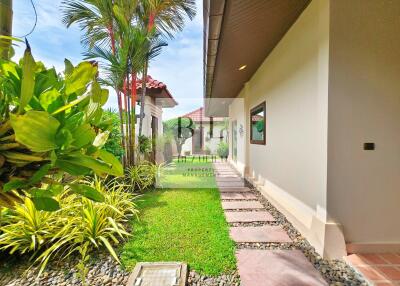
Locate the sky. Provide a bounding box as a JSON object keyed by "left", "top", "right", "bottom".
{"left": 12, "top": 0, "right": 203, "bottom": 119}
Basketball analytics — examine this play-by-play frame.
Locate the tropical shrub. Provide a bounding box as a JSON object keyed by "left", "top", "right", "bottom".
{"left": 0, "top": 176, "right": 137, "bottom": 275}
{"left": 137, "top": 135, "right": 152, "bottom": 161}
{"left": 217, "top": 142, "right": 229, "bottom": 158}
{"left": 101, "top": 109, "right": 124, "bottom": 161}
{"left": 0, "top": 45, "right": 123, "bottom": 210}
{"left": 126, "top": 161, "right": 158, "bottom": 191}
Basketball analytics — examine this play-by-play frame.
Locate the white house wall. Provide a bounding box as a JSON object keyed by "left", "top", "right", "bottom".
{"left": 228, "top": 0, "right": 336, "bottom": 257}
{"left": 229, "top": 98, "right": 246, "bottom": 176}
{"left": 327, "top": 0, "right": 400, "bottom": 252}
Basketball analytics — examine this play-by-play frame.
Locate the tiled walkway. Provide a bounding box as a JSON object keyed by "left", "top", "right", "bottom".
{"left": 346, "top": 253, "right": 400, "bottom": 285}
{"left": 214, "top": 162, "right": 327, "bottom": 286}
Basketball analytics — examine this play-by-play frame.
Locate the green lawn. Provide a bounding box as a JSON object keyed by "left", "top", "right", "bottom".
{"left": 121, "top": 159, "right": 236, "bottom": 275}
{"left": 157, "top": 157, "right": 218, "bottom": 189}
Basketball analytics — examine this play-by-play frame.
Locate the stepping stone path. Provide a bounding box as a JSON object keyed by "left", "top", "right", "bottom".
{"left": 220, "top": 192, "right": 257, "bottom": 200}
{"left": 222, "top": 201, "right": 264, "bottom": 210}
{"left": 225, "top": 211, "right": 274, "bottom": 223}
{"left": 213, "top": 162, "right": 327, "bottom": 286}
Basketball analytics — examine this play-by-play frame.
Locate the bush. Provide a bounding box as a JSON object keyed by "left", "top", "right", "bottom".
{"left": 101, "top": 110, "right": 124, "bottom": 161}
{"left": 0, "top": 176, "right": 137, "bottom": 276}
{"left": 217, "top": 142, "right": 229, "bottom": 158}
{"left": 0, "top": 47, "right": 123, "bottom": 210}
{"left": 137, "top": 135, "right": 152, "bottom": 161}
{"left": 126, "top": 162, "right": 158, "bottom": 191}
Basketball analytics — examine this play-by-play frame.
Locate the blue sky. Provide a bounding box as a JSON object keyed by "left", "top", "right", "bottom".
{"left": 12, "top": 0, "right": 203, "bottom": 119}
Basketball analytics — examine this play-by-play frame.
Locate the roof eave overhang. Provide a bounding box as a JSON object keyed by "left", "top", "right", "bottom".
{"left": 203, "top": 0, "right": 311, "bottom": 117}
{"left": 203, "top": 0, "right": 226, "bottom": 115}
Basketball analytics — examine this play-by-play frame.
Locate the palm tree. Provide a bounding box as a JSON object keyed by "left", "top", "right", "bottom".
{"left": 62, "top": 0, "right": 197, "bottom": 164}
{"left": 137, "top": 0, "right": 197, "bottom": 136}
{"left": 0, "top": 0, "right": 13, "bottom": 59}
{"left": 62, "top": 0, "right": 142, "bottom": 166}
{"left": 62, "top": 0, "right": 116, "bottom": 51}
{"left": 84, "top": 14, "right": 149, "bottom": 167}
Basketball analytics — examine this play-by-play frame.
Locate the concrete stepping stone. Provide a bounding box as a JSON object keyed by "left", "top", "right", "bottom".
{"left": 220, "top": 192, "right": 257, "bottom": 200}
{"left": 216, "top": 175, "right": 240, "bottom": 179}
{"left": 222, "top": 201, "right": 264, "bottom": 210}
{"left": 219, "top": 187, "right": 251, "bottom": 193}
{"left": 218, "top": 181, "right": 245, "bottom": 188}
{"left": 216, "top": 173, "right": 238, "bottom": 177}
{"left": 230, "top": 226, "right": 291, "bottom": 243}
{"left": 236, "top": 249, "right": 328, "bottom": 286}
{"left": 225, "top": 211, "right": 275, "bottom": 223}
{"left": 216, "top": 177, "right": 243, "bottom": 182}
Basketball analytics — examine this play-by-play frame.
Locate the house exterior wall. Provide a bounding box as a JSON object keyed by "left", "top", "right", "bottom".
{"left": 327, "top": 0, "right": 400, "bottom": 252}
{"left": 228, "top": 98, "right": 247, "bottom": 176}
{"left": 181, "top": 122, "right": 227, "bottom": 155}
{"left": 140, "top": 96, "right": 163, "bottom": 139}
{"left": 227, "top": 0, "right": 400, "bottom": 257}
{"left": 228, "top": 0, "right": 340, "bottom": 257}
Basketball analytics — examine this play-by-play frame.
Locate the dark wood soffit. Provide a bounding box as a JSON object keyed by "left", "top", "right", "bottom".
{"left": 210, "top": 0, "right": 311, "bottom": 99}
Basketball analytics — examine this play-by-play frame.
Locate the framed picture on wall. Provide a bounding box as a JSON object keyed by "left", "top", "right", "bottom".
{"left": 250, "top": 102, "right": 266, "bottom": 145}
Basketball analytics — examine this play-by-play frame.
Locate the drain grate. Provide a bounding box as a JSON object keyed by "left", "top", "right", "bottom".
{"left": 126, "top": 262, "right": 187, "bottom": 286}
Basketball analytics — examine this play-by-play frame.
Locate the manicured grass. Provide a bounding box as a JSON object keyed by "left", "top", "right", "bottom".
{"left": 121, "top": 160, "right": 236, "bottom": 275}
{"left": 157, "top": 157, "right": 218, "bottom": 189}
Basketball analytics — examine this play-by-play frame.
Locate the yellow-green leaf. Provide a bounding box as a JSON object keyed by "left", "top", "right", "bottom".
{"left": 18, "top": 46, "right": 36, "bottom": 113}
{"left": 65, "top": 62, "right": 97, "bottom": 95}
{"left": 10, "top": 111, "right": 60, "bottom": 152}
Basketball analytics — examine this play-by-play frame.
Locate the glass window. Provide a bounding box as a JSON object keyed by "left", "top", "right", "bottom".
{"left": 250, "top": 102, "right": 266, "bottom": 145}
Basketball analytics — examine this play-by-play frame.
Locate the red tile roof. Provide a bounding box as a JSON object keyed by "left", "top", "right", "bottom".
{"left": 136, "top": 75, "right": 166, "bottom": 90}
{"left": 136, "top": 75, "right": 177, "bottom": 107}
{"left": 181, "top": 107, "right": 225, "bottom": 122}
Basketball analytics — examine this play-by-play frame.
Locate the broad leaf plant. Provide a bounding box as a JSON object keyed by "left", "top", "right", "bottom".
{"left": 0, "top": 43, "right": 123, "bottom": 211}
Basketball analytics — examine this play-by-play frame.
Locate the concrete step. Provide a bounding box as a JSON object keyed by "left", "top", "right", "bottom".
{"left": 236, "top": 249, "right": 328, "bottom": 286}
{"left": 222, "top": 201, "right": 264, "bottom": 210}
{"left": 230, "top": 226, "right": 291, "bottom": 243}
{"left": 225, "top": 211, "right": 275, "bottom": 223}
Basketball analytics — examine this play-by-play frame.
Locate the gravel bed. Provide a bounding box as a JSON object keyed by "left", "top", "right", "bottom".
{"left": 0, "top": 254, "right": 130, "bottom": 286}
{"left": 187, "top": 270, "right": 240, "bottom": 286}
{"left": 237, "top": 242, "right": 296, "bottom": 250}
{"left": 242, "top": 181, "right": 369, "bottom": 286}
{"left": 220, "top": 208, "right": 266, "bottom": 212}
{"left": 0, "top": 255, "right": 240, "bottom": 286}
{"left": 230, "top": 221, "right": 280, "bottom": 227}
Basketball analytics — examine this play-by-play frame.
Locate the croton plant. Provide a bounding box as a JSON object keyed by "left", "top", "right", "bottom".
{"left": 0, "top": 43, "right": 123, "bottom": 210}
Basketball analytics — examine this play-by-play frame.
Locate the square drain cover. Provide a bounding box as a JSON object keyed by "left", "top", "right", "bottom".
{"left": 126, "top": 262, "right": 187, "bottom": 286}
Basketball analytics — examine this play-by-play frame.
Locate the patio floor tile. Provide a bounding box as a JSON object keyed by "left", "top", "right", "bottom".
{"left": 381, "top": 254, "right": 400, "bottom": 265}
{"left": 222, "top": 201, "right": 264, "bottom": 210}
{"left": 220, "top": 192, "right": 257, "bottom": 200}
{"left": 230, "top": 226, "right": 291, "bottom": 243}
{"left": 236, "top": 249, "right": 327, "bottom": 286}
{"left": 357, "top": 266, "right": 387, "bottom": 281}
{"left": 225, "top": 211, "right": 275, "bottom": 223}
{"left": 219, "top": 187, "right": 252, "bottom": 193}
{"left": 362, "top": 254, "right": 389, "bottom": 265}
{"left": 345, "top": 253, "right": 400, "bottom": 284}
{"left": 377, "top": 266, "right": 400, "bottom": 280}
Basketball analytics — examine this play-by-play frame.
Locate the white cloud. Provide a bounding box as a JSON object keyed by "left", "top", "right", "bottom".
{"left": 11, "top": 0, "right": 204, "bottom": 121}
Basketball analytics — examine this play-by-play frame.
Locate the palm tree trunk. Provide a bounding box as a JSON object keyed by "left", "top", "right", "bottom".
{"left": 138, "top": 58, "right": 148, "bottom": 136}
{"left": 123, "top": 79, "right": 130, "bottom": 166}
{"left": 0, "top": 0, "right": 13, "bottom": 60}
{"left": 116, "top": 90, "right": 126, "bottom": 167}
{"left": 130, "top": 71, "right": 137, "bottom": 165}
{"left": 126, "top": 74, "right": 132, "bottom": 167}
